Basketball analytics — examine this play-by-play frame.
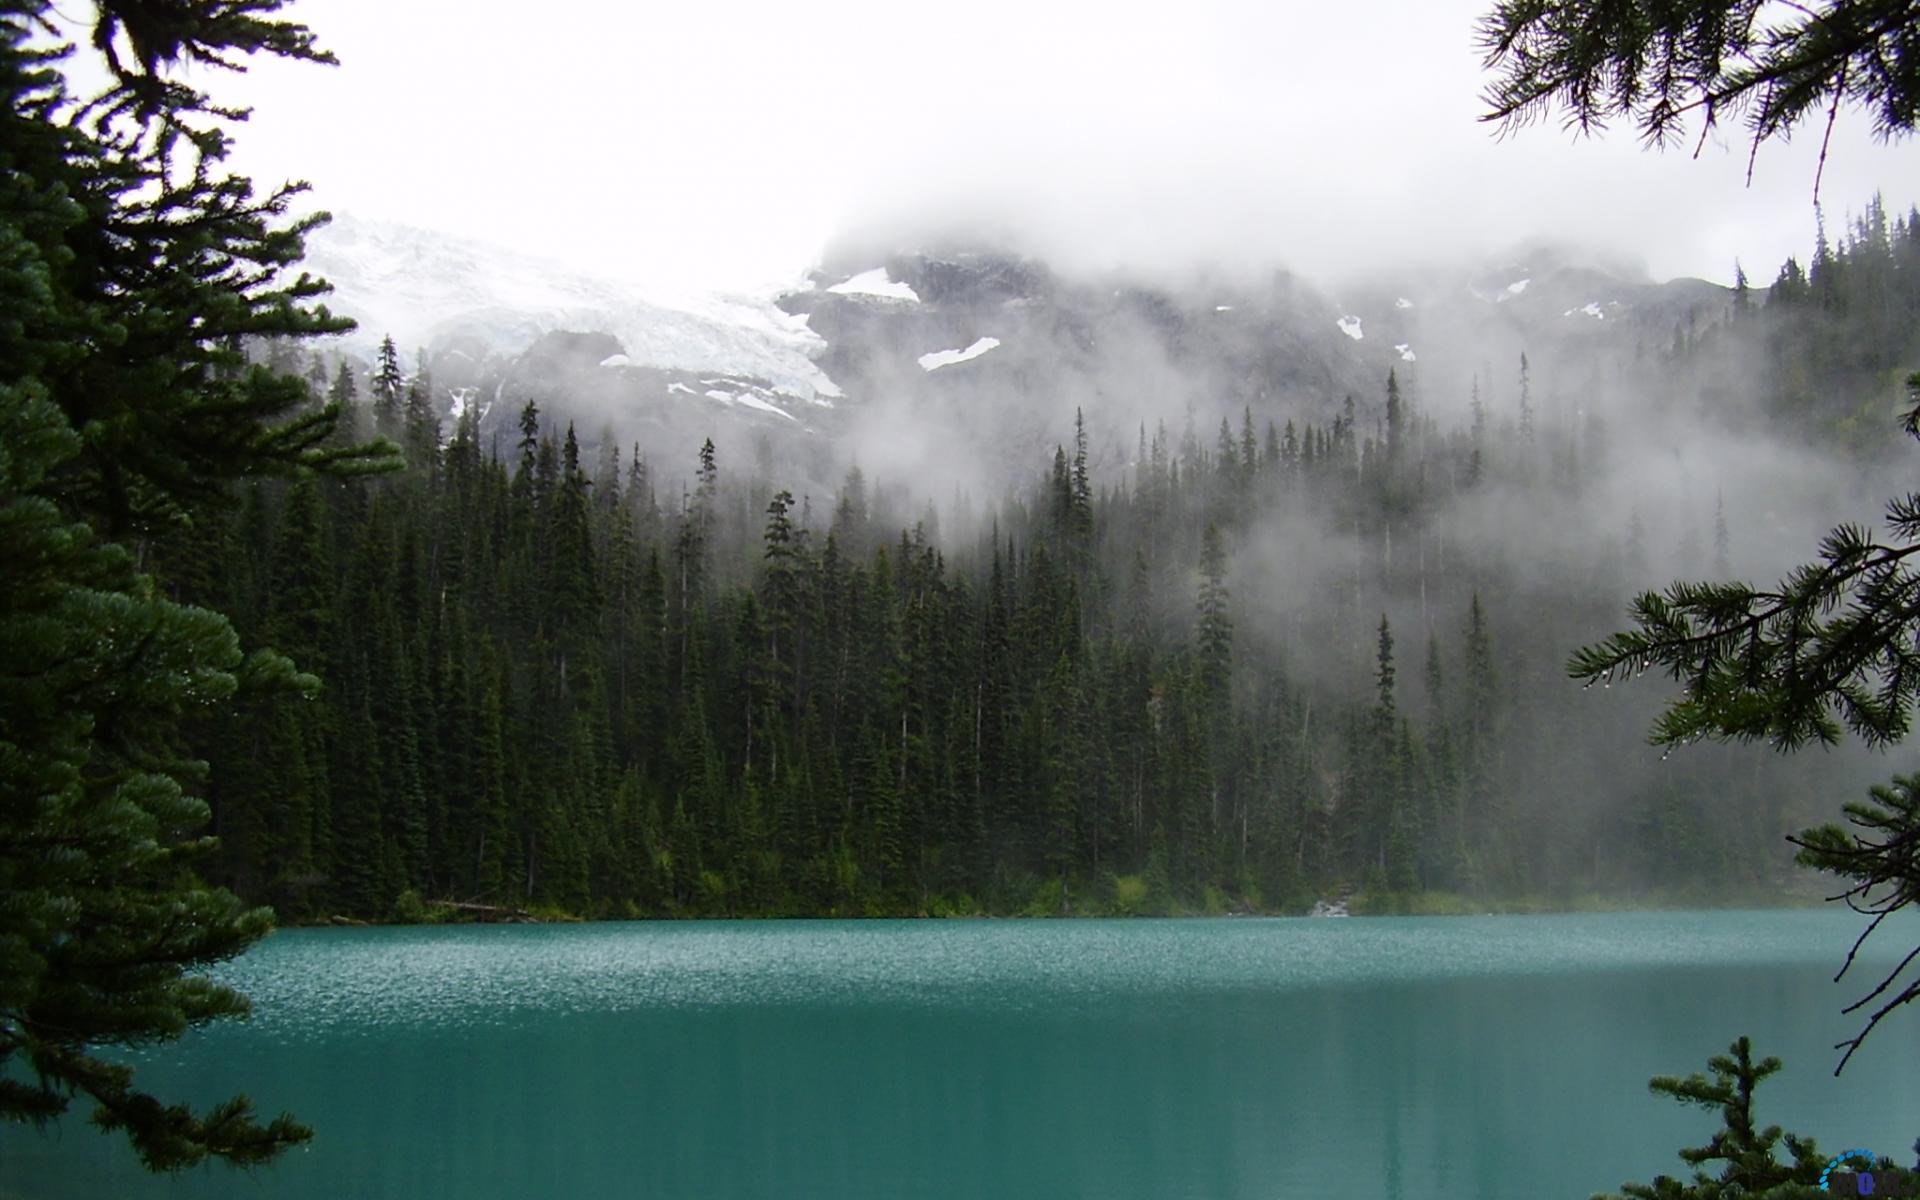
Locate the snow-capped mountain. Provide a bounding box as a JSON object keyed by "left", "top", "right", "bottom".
{"left": 297, "top": 215, "right": 1733, "bottom": 493}
{"left": 764, "top": 243, "right": 1736, "bottom": 493}
{"left": 1328, "top": 244, "right": 1734, "bottom": 392}
{"left": 302, "top": 215, "right": 842, "bottom": 413}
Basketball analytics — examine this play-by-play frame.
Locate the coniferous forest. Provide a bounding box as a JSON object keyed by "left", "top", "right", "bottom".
{"left": 145, "top": 206, "right": 1920, "bottom": 922}
{"left": 19, "top": 2, "right": 1920, "bottom": 1192}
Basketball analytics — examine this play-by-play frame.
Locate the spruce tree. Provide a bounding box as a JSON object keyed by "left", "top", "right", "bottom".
{"left": 402, "top": 372, "right": 440, "bottom": 471}
{"left": 1196, "top": 522, "right": 1233, "bottom": 712}
{"left": 0, "top": 385, "right": 316, "bottom": 1167}
{"left": 0, "top": 0, "right": 392, "bottom": 1167}
{"left": 371, "top": 335, "right": 405, "bottom": 438}
{"left": 1385, "top": 369, "right": 1405, "bottom": 459}
{"left": 1595, "top": 1038, "right": 1826, "bottom": 1199}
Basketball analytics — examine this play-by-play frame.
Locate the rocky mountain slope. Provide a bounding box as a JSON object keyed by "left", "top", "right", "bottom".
{"left": 302, "top": 216, "right": 1733, "bottom": 490}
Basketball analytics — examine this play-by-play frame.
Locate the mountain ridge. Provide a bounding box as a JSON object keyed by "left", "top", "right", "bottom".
{"left": 298, "top": 215, "right": 1734, "bottom": 491}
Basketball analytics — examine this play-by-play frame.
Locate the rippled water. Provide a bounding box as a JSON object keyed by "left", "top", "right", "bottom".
{"left": 8, "top": 911, "right": 1919, "bottom": 1199}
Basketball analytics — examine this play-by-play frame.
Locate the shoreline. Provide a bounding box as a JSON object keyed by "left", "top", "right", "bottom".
{"left": 285, "top": 884, "right": 1832, "bottom": 930}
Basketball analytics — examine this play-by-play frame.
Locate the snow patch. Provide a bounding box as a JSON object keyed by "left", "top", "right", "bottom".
{"left": 1394, "top": 343, "right": 1416, "bottom": 362}
{"left": 599, "top": 353, "right": 633, "bottom": 367}
{"left": 734, "top": 393, "right": 797, "bottom": 421}
{"left": 1394, "top": 297, "right": 1414, "bottom": 309}
{"left": 446, "top": 386, "right": 476, "bottom": 423}
{"left": 1562, "top": 301, "right": 1607, "bottom": 320}
{"left": 667, "top": 382, "right": 697, "bottom": 396}
{"left": 827, "top": 268, "right": 920, "bottom": 302}
{"left": 1215, "top": 305, "right": 1234, "bottom": 312}
{"left": 1336, "top": 315, "right": 1364, "bottom": 340}
{"left": 704, "top": 387, "right": 796, "bottom": 422}
{"left": 1496, "top": 278, "right": 1531, "bottom": 302}
{"left": 918, "top": 337, "right": 1000, "bottom": 372}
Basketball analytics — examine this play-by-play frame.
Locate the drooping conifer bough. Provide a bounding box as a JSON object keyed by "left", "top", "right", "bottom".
{"left": 1478, "top": 0, "right": 1920, "bottom": 191}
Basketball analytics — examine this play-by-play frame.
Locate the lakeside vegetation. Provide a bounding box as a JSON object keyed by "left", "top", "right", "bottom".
{"left": 341, "top": 876, "right": 1830, "bottom": 925}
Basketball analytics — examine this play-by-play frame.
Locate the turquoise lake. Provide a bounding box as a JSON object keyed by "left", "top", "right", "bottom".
{"left": 7, "top": 910, "right": 1920, "bottom": 1198}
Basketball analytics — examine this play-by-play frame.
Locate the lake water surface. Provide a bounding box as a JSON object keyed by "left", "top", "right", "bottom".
{"left": 8, "top": 910, "right": 1920, "bottom": 1199}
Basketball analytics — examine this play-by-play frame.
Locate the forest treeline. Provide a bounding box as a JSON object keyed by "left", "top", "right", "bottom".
{"left": 149, "top": 203, "right": 1920, "bottom": 921}
{"left": 1720, "top": 195, "right": 1920, "bottom": 450}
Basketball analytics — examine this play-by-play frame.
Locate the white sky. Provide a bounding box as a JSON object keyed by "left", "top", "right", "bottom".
{"left": 189, "top": 0, "right": 1920, "bottom": 294}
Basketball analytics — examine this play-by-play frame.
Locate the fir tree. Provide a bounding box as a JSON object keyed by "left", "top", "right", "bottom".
{"left": 402, "top": 372, "right": 440, "bottom": 471}
{"left": 1595, "top": 1038, "right": 1826, "bottom": 1199}
{"left": 0, "top": 0, "right": 395, "bottom": 1166}
{"left": 370, "top": 335, "right": 404, "bottom": 438}
{"left": 1196, "top": 523, "right": 1233, "bottom": 712}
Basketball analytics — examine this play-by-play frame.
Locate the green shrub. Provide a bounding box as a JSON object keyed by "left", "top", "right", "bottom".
{"left": 1021, "top": 876, "right": 1065, "bottom": 917}
{"left": 1111, "top": 874, "right": 1150, "bottom": 916}
{"left": 929, "top": 892, "right": 982, "bottom": 917}
{"left": 1237, "top": 878, "right": 1265, "bottom": 914}
{"left": 391, "top": 887, "right": 432, "bottom": 924}
{"left": 696, "top": 869, "right": 730, "bottom": 913}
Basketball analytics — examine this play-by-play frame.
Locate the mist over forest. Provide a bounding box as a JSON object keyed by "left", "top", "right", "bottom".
{"left": 161, "top": 197, "right": 1920, "bottom": 919}
{"left": 22, "top": 3, "right": 1920, "bottom": 1195}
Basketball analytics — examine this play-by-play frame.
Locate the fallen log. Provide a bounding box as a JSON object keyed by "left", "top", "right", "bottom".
{"left": 427, "top": 899, "right": 538, "bottom": 923}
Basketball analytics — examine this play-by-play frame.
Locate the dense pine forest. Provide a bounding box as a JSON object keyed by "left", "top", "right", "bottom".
{"left": 148, "top": 204, "right": 1920, "bottom": 922}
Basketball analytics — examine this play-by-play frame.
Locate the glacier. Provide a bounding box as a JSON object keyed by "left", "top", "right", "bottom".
{"left": 298, "top": 214, "right": 843, "bottom": 405}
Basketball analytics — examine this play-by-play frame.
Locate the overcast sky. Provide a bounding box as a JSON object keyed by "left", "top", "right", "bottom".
{"left": 193, "top": 0, "right": 1920, "bottom": 294}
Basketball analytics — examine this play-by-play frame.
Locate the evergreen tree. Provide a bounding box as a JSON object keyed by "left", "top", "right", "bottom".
{"left": 403, "top": 372, "right": 440, "bottom": 471}
{"left": 1196, "top": 522, "right": 1232, "bottom": 712}
{"left": 1385, "top": 369, "right": 1406, "bottom": 459}
{"left": 371, "top": 335, "right": 405, "bottom": 438}
{"left": 1595, "top": 1038, "right": 1826, "bottom": 1199}
{"left": 0, "top": 0, "right": 392, "bottom": 1167}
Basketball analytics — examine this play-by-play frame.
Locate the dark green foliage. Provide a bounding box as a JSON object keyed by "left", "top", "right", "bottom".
{"left": 1595, "top": 1038, "right": 1828, "bottom": 1200}
{"left": 2, "top": 3, "right": 397, "bottom": 539}
{"left": 369, "top": 336, "right": 403, "bottom": 435}
{"left": 1790, "top": 772, "right": 1920, "bottom": 1071}
{"left": 0, "top": 378, "right": 313, "bottom": 1169}
{"left": 1195, "top": 522, "right": 1232, "bottom": 711}
{"left": 156, "top": 323, "right": 1855, "bottom": 929}
{"left": 0, "top": 0, "right": 395, "bottom": 1169}
{"left": 1479, "top": 0, "right": 1920, "bottom": 175}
